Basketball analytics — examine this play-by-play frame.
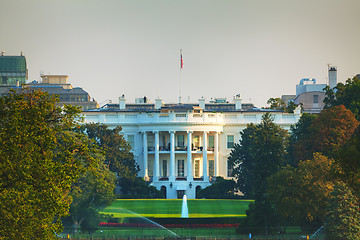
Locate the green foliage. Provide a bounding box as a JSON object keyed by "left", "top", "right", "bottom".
{"left": 228, "top": 123, "right": 258, "bottom": 197}
{"left": 0, "top": 89, "right": 87, "bottom": 239}
{"left": 268, "top": 153, "right": 336, "bottom": 229}
{"left": 117, "top": 177, "right": 164, "bottom": 199}
{"left": 335, "top": 125, "right": 360, "bottom": 193}
{"left": 325, "top": 181, "right": 360, "bottom": 239}
{"left": 66, "top": 137, "right": 117, "bottom": 233}
{"left": 288, "top": 113, "right": 317, "bottom": 165}
{"left": 291, "top": 106, "right": 359, "bottom": 161}
{"left": 267, "top": 97, "right": 286, "bottom": 111}
{"left": 84, "top": 122, "right": 139, "bottom": 179}
{"left": 267, "top": 97, "right": 298, "bottom": 113}
{"left": 197, "top": 177, "right": 238, "bottom": 199}
{"left": 229, "top": 113, "right": 289, "bottom": 235}
{"left": 324, "top": 76, "right": 360, "bottom": 120}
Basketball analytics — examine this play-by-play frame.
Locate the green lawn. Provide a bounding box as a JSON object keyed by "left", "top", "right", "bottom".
{"left": 100, "top": 199, "right": 253, "bottom": 218}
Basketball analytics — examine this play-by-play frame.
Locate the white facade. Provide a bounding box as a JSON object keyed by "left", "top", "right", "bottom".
{"left": 84, "top": 96, "right": 301, "bottom": 199}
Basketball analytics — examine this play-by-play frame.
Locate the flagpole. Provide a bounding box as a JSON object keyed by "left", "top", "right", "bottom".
{"left": 179, "top": 49, "right": 183, "bottom": 104}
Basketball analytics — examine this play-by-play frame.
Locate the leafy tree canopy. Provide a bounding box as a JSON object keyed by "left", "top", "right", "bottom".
{"left": 324, "top": 75, "right": 360, "bottom": 120}
{"left": 267, "top": 97, "right": 298, "bottom": 113}
{"left": 197, "top": 177, "right": 238, "bottom": 199}
{"left": 83, "top": 122, "right": 139, "bottom": 180}
{"left": 291, "top": 105, "right": 359, "bottom": 161}
{"left": 229, "top": 113, "right": 289, "bottom": 235}
{"left": 325, "top": 181, "right": 360, "bottom": 240}
{"left": 0, "top": 89, "right": 91, "bottom": 239}
{"left": 229, "top": 113, "right": 289, "bottom": 198}
{"left": 65, "top": 135, "right": 117, "bottom": 233}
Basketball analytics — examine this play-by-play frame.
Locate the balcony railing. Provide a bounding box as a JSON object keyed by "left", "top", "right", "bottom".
{"left": 175, "top": 146, "right": 187, "bottom": 151}
{"left": 176, "top": 176, "right": 187, "bottom": 181}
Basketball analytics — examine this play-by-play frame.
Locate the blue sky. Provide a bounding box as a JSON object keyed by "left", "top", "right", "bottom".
{"left": 1, "top": 0, "right": 360, "bottom": 107}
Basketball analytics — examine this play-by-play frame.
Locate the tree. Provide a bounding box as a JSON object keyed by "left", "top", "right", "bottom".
{"left": 267, "top": 98, "right": 298, "bottom": 113}
{"left": 324, "top": 75, "right": 360, "bottom": 120}
{"left": 335, "top": 125, "right": 360, "bottom": 194}
{"left": 325, "top": 181, "right": 360, "bottom": 239}
{"left": 117, "top": 177, "right": 163, "bottom": 199}
{"left": 288, "top": 113, "right": 317, "bottom": 165}
{"left": 197, "top": 177, "right": 238, "bottom": 199}
{"left": 66, "top": 135, "right": 117, "bottom": 233}
{"left": 229, "top": 113, "right": 289, "bottom": 234}
{"left": 228, "top": 123, "right": 258, "bottom": 197}
{"left": 267, "top": 98, "right": 286, "bottom": 111}
{"left": 292, "top": 106, "right": 359, "bottom": 161}
{"left": 0, "top": 89, "right": 89, "bottom": 239}
{"left": 268, "top": 153, "right": 337, "bottom": 231}
{"left": 84, "top": 123, "right": 139, "bottom": 180}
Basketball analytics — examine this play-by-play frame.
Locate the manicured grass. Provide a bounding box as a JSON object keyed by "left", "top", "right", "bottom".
{"left": 100, "top": 199, "right": 253, "bottom": 218}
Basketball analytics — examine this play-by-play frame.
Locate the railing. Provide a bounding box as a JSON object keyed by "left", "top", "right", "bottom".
{"left": 85, "top": 111, "right": 301, "bottom": 126}
{"left": 176, "top": 176, "right": 187, "bottom": 181}
{"left": 175, "top": 146, "right": 187, "bottom": 151}
{"left": 159, "top": 146, "right": 170, "bottom": 151}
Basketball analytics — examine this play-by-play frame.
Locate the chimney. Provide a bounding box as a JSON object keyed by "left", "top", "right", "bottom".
{"left": 119, "top": 95, "right": 126, "bottom": 110}
{"left": 328, "top": 65, "right": 337, "bottom": 89}
{"left": 155, "top": 97, "right": 162, "bottom": 109}
{"left": 234, "top": 94, "right": 242, "bottom": 110}
{"left": 199, "top": 97, "right": 205, "bottom": 109}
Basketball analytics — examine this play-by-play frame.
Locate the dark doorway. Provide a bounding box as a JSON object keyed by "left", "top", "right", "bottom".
{"left": 195, "top": 186, "right": 202, "bottom": 199}
{"left": 177, "top": 190, "right": 185, "bottom": 199}
{"left": 160, "top": 186, "right": 166, "bottom": 199}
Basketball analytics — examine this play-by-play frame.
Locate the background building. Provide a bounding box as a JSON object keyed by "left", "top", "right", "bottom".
{"left": 27, "top": 75, "right": 99, "bottom": 110}
{"left": 0, "top": 53, "right": 99, "bottom": 110}
{"left": 282, "top": 65, "right": 337, "bottom": 114}
{"left": 0, "top": 53, "right": 27, "bottom": 87}
{"left": 84, "top": 95, "right": 301, "bottom": 199}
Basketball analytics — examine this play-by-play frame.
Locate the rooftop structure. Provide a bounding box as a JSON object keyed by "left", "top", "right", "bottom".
{"left": 0, "top": 54, "right": 27, "bottom": 86}
{"left": 283, "top": 65, "right": 337, "bottom": 114}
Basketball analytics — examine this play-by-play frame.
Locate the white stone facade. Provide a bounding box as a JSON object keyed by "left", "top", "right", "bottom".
{"left": 84, "top": 97, "right": 301, "bottom": 199}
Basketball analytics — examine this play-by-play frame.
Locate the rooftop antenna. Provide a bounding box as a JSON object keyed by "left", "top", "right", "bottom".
{"left": 20, "top": 51, "right": 23, "bottom": 56}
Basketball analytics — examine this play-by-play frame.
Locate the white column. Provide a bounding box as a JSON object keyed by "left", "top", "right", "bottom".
{"left": 187, "top": 131, "right": 193, "bottom": 181}
{"left": 154, "top": 131, "right": 159, "bottom": 181}
{"left": 170, "top": 131, "right": 175, "bottom": 181}
{"left": 143, "top": 131, "right": 149, "bottom": 181}
{"left": 203, "top": 131, "right": 208, "bottom": 181}
{"left": 215, "top": 131, "right": 219, "bottom": 176}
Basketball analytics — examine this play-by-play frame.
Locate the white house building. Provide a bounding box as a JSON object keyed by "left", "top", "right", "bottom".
{"left": 83, "top": 95, "right": 301, "bottom": 199}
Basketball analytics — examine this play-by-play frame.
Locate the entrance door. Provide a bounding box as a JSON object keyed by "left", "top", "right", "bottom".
{"left": 177, "top": 190, "right": 185, "bottom": 199}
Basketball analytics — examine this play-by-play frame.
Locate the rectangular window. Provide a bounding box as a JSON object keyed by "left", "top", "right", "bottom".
{"left": 209, "top": 160, "right": 214, "bottom": 177}
{"left": 194, "top": 159, "right": 200, "bottom": 177}
{"left": 162, "top": 160, "right": 167, "bottom": 177}
{"left": 208, "top": 135, "right": 214, "bottom": 148}
{"left": 194, "top": 135, "right": 200, "bottom": 148}
{"left": 177, "top": 160, "right": 184, "bottom": 177}
{"left": 147, "top": 136, "right": 154, "bottom": 147}
{"left": 313, "top": 95, "right": 319, "bottom": 103}
{"left": 227, "top": 160, "right": 233, "bottom": 177}
{"left": 127, "top": 135, "right": 135, "bottom": 149}
{"left": 177, "top": 135, "right": 184, "bottom": 147}
{"left": 227, "top": 135, "right": 234, "bottom": 149}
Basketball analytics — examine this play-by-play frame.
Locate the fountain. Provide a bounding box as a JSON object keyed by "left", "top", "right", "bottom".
{"left": 181, "top": 194, "right": 189, "bottom": 218}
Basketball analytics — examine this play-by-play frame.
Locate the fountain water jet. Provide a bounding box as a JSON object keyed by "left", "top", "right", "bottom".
{"left": 181, "top": 194, "right": 189, "bottom": 218}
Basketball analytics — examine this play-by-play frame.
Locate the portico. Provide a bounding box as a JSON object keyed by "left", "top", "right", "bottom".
{"left": 141, "top": 130, "right": 220, "bottom": 199}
